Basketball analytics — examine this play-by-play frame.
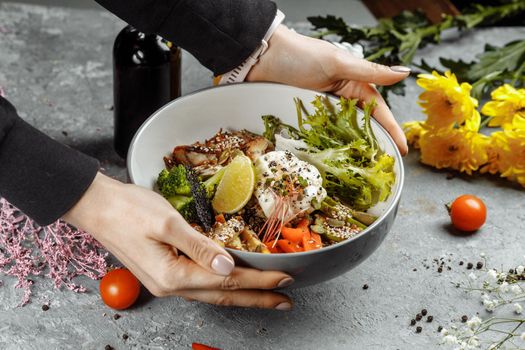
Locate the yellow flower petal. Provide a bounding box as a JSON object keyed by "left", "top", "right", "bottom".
{"left": 481, "top": 129, "right": 525, "bottom": 186}
{"left": 481, "top": 84, "right": 525, "bottom": 130}
{"left": 419, "top": 127, "right": 489, "bottom": 174}
{"left": 416, "top": 71, "right": 479, "bottom": 131}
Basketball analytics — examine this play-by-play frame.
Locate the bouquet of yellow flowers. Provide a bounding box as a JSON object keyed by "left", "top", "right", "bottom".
{"left": 404, "top": 71, "right": 525, "bottom": 187}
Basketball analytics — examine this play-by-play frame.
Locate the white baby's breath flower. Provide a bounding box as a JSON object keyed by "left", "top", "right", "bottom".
{"left": 498, "top": 272, "right": 507, "bottom": 280}
{"left": 514, "top": 303, "right": 523, "bottom": 314}
{"left": 511, "top": 285, "right": 522, "bottom": 295}
{"left": 521, "top": 332, "right": 525, "bottom": 341}
{"left": 479, "top": 252, "right": 486, "bottom": 258}
{"left": 483, "top": 299, "right": 496, "bottom": 312}
{"left": 468, "top": 272, "right": 477, "bottom": 281}
{"left": 480, "top": 293, "right": 490, "bottom": 302}
{"left": 466, "top": 316, "right": 482, "bottom": 330}
{"left": 441, "top": 328, "right": 449, "bottom": 336}
{"left": 517, "top": 265, "right": 525, "bottom": 275}
{"left": 499, "top": 281, "right": 509, "bottom": 293}
{"left": 442, "top": 334, "right": 459, "bottom": 345}
{"left": 467, "top": 337, "right": 480, "bottom": 347}
{"left": 487, "top": 269, "right": 498, "bottom": 281}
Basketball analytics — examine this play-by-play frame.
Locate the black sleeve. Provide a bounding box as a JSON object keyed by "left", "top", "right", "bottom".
{"left": 95, "top": 0, "right": 277, "bottom": 75}
{"left": 0, "top": 96, "right": 99, "bottom": 226}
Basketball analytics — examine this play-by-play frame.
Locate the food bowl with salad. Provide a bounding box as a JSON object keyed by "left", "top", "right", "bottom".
{"left": 128, "top": 83, "right": 404, "bottom": 288}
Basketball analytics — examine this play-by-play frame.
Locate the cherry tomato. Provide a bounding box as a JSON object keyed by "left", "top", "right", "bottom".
{"left": 99, "top": 268, "right": 141, "bottom": 310}
{"left": 449, "top": 194, "right": 486, "bottom": 232}
{"left": 192, "top": 343, "right": 221, "bottom": 350}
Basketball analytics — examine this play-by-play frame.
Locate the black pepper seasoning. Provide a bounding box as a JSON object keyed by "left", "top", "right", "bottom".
{"left": 415, "top": 313, "right": 422, "bottom": 321}
{"left": 467, "top": 262, "right": 474, "bottom": 270}
{"left": 421, "top": 309, "right": 428, "bottom": 316}
{"left": 362, "top": 284, "right": 369, "bottom": 290}
{"left": 42, "top": 304, "right": 49, "bottom": 311}
{"left": 113, "top": 313, "right": 121, "bottom": 320}
{"left": 461, "top": 315, "right": 468, "bottom": 323}
{"left": 416, "top": 326, "right": 422, "bottom": 333}
{"left": 122, "top": 334, "right": 129, "bottom": 340}
{"left": 437, "top": 326, "right": 443, "bottom": 332}
{"left": 410, "top": 319, "right": 416, "bottom": 326}
{"left": 476, "top": 261, "right": 484, "bottom": 269}
{"left": 427, "top": 316, "right": 433, "bottom": 323}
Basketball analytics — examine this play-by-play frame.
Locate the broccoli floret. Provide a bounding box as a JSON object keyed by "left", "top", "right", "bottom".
{"left": 202, "top": 167, "right": 226, "bottom": 198}
{"left": 167, "top": 195, "right": 197, "bottom": 223}
{"left": 157, "top": 165, "right": 191, "bottom": 197}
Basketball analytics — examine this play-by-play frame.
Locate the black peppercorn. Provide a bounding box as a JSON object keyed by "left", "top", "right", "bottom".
{"left": 427, "top": 316, "right": 433, "bottom": 322}
{"left": 113, "top": 313, "right": 121, "bottom": 320}
{"left": 476, "top": 262, "right": 483, "bottom": 269}
{"left": 437, "top": 267, "right": 443, "bottom": 273}
{"left": 362, "top": 284, "right": 369, "bottom": 290}
{"left": 416, "top": 313, "right": 422, "bottom": 321}
{"left": 461, "top": 315, "right": 468, "bottom": 323}
{"left": 437, "top": 326, "right": 443, "bottom": 332}
{"left": 467, "top": 263, "right": 473, "bottom": 270}
{"left": 459, "top": 261, "right": 464, "bottom": 266}
{"left": 42, "top": 304, "right": 49, "bottom": 311}
{"left": 104, "top": 346, "right": 114, "bottom": 350}
{"left": 416, "top": 326, "right": 422, "bottom": 333}
{"left": 421, "top": 309, "right": 428, "bottom": 316}
{"left": 410, "top": 319, "right": 416, "bottom": 326}
{"left": 122, "top": 334, "right": 129, "bottom": 340}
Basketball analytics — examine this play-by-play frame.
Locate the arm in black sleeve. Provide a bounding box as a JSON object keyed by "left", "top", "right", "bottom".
{"left": 0, "top": 96, "right": 99, "bottom": 226}
{"left": 95, "top": 0, "right": 277, "bottom": 75}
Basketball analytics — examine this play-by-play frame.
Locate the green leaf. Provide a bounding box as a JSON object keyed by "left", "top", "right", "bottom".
{"left": 467, "top": 40, "right": 525, "bottom": 81}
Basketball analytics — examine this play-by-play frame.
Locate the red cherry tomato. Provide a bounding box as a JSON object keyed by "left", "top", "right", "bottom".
{"left": 99, "top": 268, "right": 141, "bottom": 310}
{"left": 449, "top": 194, "right": 486, "bottom": 232}
{"left": 192, "top": 343, "right": 221, "bottom": 350}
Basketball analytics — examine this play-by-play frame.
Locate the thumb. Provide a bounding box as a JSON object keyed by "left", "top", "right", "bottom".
{"left": 338, "top": 55, "right": 411, "bottom": 86}
{"left": 163, "top": 217, "right": 236, "bottom": 276}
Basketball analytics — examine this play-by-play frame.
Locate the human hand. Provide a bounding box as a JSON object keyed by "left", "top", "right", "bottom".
{"left": 63, "top": 172, "right": 293, "bottom": 310}
{"left": 247, "top": 25, "right": 410, "bottom": 155}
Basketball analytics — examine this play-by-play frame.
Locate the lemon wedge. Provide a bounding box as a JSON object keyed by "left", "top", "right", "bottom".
{"left": 212, "top": 154, "right": 255, "bottom": 214}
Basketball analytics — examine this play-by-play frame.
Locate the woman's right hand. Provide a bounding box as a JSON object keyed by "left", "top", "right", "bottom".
{"left": 62, "top": 172, "right": 294, "bottom": 310}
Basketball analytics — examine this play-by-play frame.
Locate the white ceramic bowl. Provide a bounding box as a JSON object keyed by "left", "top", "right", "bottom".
{"left": 128, "top": 82, "right": 404, "bottom": 288}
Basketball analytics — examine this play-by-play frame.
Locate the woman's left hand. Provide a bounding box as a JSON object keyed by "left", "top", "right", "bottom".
{"left": 247, "top": 25, "right": 410, "bottom": 156}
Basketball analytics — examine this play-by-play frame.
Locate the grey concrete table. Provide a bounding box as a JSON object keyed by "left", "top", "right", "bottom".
{"left": 0, "top": 3, "right": 524, "bottom": 349}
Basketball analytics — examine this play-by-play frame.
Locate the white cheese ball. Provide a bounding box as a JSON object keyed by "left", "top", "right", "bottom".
{"left": 254, "top": 150, "right": 326, "bottom": 221}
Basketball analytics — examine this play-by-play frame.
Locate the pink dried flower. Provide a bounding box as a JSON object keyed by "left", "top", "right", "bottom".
{"left": 0, "top": 198, "right": 108, "bottom": 306}
{"left": 0, "top": 86, "right": 5, "bottom": 97}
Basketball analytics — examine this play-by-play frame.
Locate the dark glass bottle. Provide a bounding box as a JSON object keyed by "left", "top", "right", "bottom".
{"left": 113, "top": 25, "right": 181, "bottom": 158}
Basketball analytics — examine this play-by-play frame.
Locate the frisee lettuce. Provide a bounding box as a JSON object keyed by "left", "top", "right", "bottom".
{"left": 262, "top": 96, "right": 395, "bottom": 210}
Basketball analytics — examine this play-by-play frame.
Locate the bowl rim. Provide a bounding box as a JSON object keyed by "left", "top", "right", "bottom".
{"left": 128, "top": 81, "right": 405, "bottom": 257}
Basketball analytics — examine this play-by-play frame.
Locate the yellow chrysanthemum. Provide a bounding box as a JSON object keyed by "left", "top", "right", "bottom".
{"left": 419, "top": 127, "right": 489, "bottom": 174}
{"left": 403, "top": 121, "right": 427, "bottom": 149}
{"left": 417, "top": 71, "right": 479, "bottom": 130}
{"left": 481, "top": 129, "right": 525, "bottom": 186}
{"left": 481, "top": 84, "right": 525, "bottom": 130}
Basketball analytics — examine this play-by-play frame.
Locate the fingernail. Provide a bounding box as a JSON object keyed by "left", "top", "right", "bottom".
{"left": 277, "top": 277, "right": 294, "bottom": 288}
{"left": 390, "top": 65, "right": 411, "bottom": 73}
{"left": 275, "top": 302, "right": 292, "bottom": 311}
{"left": 211, "top": 255, "right": 234, "bottom": 276}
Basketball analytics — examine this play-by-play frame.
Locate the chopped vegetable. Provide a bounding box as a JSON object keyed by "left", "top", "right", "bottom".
{"left": 167, "top": 194, "right": 197, "bottom": 223}
{"left": 277, "top": 239, "right": 303, "bottom": 253}
{"left": 157, "top": 165, "right": 191, "bottom": 197}
{"left": 269, "top": 96, "right": 396, "bottom": 211}
{"left": 281, "top": 226, "right": 307, "bottom": 243}
{"left": 303, "top": 231, "right": 322, "bottom": 251}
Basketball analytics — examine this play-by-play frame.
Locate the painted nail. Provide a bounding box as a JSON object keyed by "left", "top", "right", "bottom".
{"left": 277, "top": 277, "right": 294, "bottom": 288}
{"left": 275, "top": 302, "right": 292, "bottom": 311}
{"left": 390, "top": 65, "right": 411, "bottom": 73}
{"left": 211, "top": 255, "right": 235, "bottom": 276}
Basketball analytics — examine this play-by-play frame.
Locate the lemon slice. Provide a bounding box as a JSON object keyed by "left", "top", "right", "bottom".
{"left": 212, "top": 154, "right": 255, "bottom": 214}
